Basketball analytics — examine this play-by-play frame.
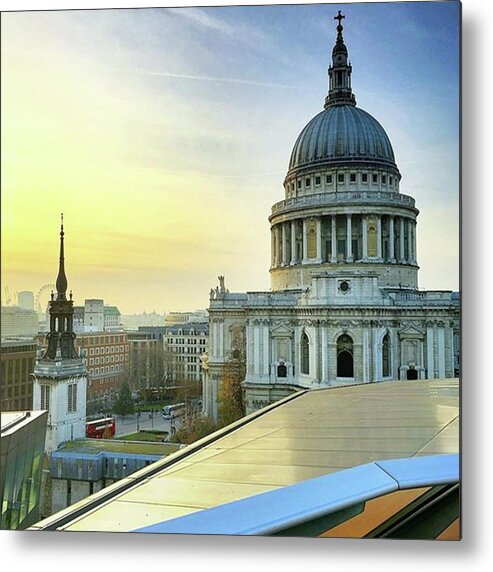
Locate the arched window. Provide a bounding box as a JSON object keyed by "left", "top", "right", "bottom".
{"left": 301, "top": 332, "right": 310, "bottom": 375}
{"left": 337, "top": 334, "right": 354, "bottom": 378}
{"left": 382, "top": 333, "right": 390, "bottom": 377}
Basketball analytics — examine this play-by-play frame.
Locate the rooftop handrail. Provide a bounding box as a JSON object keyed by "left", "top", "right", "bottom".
{"left": 133, "top": 453, "right": 459, "bottom": 536}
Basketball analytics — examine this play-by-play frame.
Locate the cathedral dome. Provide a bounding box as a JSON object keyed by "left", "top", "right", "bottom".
{"left": 288, "top": 104, "right": 398, "bottom": 174}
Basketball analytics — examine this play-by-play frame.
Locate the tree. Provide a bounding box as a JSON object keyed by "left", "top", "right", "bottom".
{"left": 170, "top": 409, "right": 219, "bottom": 445}
{"left": 113, "top": 380, "right": 135, "bottom": 416}
{"left": 217, "top": 345, "right": 246, "bottom": 426}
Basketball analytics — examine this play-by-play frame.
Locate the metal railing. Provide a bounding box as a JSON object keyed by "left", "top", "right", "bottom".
{"left": 133, "top": 453, "right": 459, "bottom": 536}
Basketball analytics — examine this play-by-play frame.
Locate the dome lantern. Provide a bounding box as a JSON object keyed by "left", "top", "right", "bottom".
{"left": 325, "top": 11, "right": 356, "bottom": 109}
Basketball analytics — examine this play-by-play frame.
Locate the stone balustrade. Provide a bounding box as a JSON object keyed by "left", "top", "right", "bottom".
{"left": 271, "top": 190, "right": 415, "bottom": 215}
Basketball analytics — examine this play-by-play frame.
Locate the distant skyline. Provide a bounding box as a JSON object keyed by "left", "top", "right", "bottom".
{"left": 2, "top": 2, "right": 460, "bottom": 313}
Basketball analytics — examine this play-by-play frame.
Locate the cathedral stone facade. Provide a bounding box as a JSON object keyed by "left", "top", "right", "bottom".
{"left": 203, "top": 14, "right": 459, "bottom": 420}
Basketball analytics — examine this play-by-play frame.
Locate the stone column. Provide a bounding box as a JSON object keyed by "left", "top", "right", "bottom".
{"left": 389, "top": 216, "right": 396, "bottom": 263}
{"left": 426, "top": 324, "right": 435, "bottom": 379}
{"left": 437, "top": 327, "right": 446, "bottom": 379}
{"left": 413, "top": 221, "right": 418, "bottom": 265}
{"left": 321, "top": 322, "right": 328, "bottom": 383}
{"left": 302, "top": 219, "right": 308, "bottom": 264}
{"left": 399, "top": 218, "right": 406, "bottom": 263}
{"left": 362, "top": 215, "right": 368, "bottom": 260}
{"left": 263, "top": 321, "right": 270, "bottom": 379}
{"left": 377, "top": 215, "right": 382, "bottom": 260}
{"left": 346, "top": 214, "right": 353, "bottom": 262}
{"left": 290, "top": 220, "right": 297, "bottom": 265}
{"left": 282, "top": 223, "right": 288, "bottom": 266}
{"left": 315, "top": 217, "right": 323, "bottom": 263}
{"left": 330, "top": 215, "right": 337, "bottom": 263}
{"left": 408, "top": 219, "right": 413, "bottom": 264}
{"left": 253, "top": 321, "right": 260, "bottom": 376}
{"left": 271, "top": 228, "right": 275, "bottom": 268}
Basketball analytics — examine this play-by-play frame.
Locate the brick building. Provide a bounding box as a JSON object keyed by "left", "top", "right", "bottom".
{"left": 37, "top": 331, "right": 130, "bottom": 412}
{"left": 0, "top": 339, "right": 37, "bottom": 411}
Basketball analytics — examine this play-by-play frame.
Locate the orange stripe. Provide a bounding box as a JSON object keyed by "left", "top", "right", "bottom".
{"left": 320, "top": 488, "right": 430, "bottom": 538}
{"left": 436, "top": 518, "right": 460, "bottom": 541}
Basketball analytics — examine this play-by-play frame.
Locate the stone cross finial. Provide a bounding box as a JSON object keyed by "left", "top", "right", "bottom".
{"left": 335, "top": 10, "right": 345, "bottom": 26}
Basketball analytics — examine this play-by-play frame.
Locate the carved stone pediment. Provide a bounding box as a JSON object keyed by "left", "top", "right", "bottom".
{"left": 271, "top": 320, "right": 293, "bottom": 337}
{"left": 398, "top": 325, "right": 425, "bottom": 339}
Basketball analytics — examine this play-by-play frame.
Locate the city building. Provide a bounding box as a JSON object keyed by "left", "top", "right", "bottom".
{"left": 75, "top": 332, "right": 130, "bottom": 411}
{"left": 164, "top": 310, "right": 208, "bottom": 325}
{"left": 126, "top": 330, "right": 162, "bottom": 390}
{"left": 84, "top": 299, "right": 104, "bottom": 332}
{"left": 39, "top": 330, "right": 130, "bottom": 410}
{"left": 203, "top": 16, "right": 460, "bottom": 419}
{"left": 47, "top": 439, "right": 181, "bottom": 516}
{"left": 73, "top": 305, "right": 85, "bottom": 334}
{"left": 71, "top": 301, "right": 122, "bottom": 334}
{"left": 1, "top": 410, "right": 48, "bottom": 530}
{"left": 32, "top": 217, "right": 88, "bottom": 453}
{"left": 103, "top": 305, "right": 122, "bottom": 330}
{"left": 164, "top": 322, "right": 209, "bottom": 382}
{"left": 1, "top": 305, "right": 39, "bottom": 338}
{"left": 121, "top": 311, "right": 165, "bottom": 329}
{"left": 17, "top": 290, "right": 35, "bottom": 311}
{"left": 30, "top": 378, "right": 459, "bottom": 538}
{"left": 1, "top": 339, "right": 37, "bottom": 411}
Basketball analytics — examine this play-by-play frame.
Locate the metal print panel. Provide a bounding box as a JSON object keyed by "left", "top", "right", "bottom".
{"left": 1, "top": 1, "right": 460, "bottom": 540}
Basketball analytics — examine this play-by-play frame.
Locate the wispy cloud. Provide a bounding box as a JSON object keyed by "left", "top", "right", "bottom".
{"left": 167, "top": 7, "right": 236, "bottom": 35}
{"left": 125, "top": 67, "right": 290, "bottom": 89}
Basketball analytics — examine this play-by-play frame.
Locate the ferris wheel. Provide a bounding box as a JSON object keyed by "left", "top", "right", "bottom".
{"left": 35, "top": 283, "right": 55, "bottom": 316}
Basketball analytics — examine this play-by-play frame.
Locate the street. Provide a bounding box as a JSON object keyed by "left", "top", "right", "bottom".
{"left": 113, "top": 411, "right": 181, "bottom": 438}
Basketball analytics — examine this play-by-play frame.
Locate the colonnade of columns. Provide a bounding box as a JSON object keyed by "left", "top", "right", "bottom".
{"left": 271, "top": 213, "right": 417, "bottom": 268}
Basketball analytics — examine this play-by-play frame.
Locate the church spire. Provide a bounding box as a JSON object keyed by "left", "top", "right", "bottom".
{"left": 324, "top": 11, "right": 356, "bottom": 109}
{"left": 56, "top": 213, "right": 68, "bottom": 301}
{"left": 41, "top": 215, "right": 79, "bottom": 360}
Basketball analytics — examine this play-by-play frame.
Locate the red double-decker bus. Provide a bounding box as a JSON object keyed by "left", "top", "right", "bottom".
{"left": 85, "top": 417, "right": 116, "bottom": 439}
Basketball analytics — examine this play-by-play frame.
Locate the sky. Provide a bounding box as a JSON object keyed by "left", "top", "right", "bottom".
{"left": 1, "top": 1, "right": 460, "bottom": 314}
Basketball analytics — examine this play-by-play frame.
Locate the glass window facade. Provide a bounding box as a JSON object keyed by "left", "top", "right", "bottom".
{"left": 1, "top": 411, "right": 48, "bottom": 530}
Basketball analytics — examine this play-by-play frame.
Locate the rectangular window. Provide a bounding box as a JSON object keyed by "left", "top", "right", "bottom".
{"left": 361, "top": 173, "right": 368, "bottom": 183}
{"left": 297, "top": 180, "right": 301, "bottom": 189}
{"left": 305, "top": 177, "right": 311, "bottom": 187}
{"left": 315, "top": 176, "right": 321, "bottom": 186}
{"left": 372, "top": 174, "right": 378, "bottom": 184}
{"left": 350, "top": 173, "right": 356, "bottom": 183}
{"left": 337, "top": 173, "right": 344, "bottom": 183}
{"left": 68, "top": 384, "right": 77, "bottom": 413}
{"left": 382, "top": 175, "right": 387, "bottom": 184}
{"left": 89, "top": 358, "right": 94, "bottom": 366}
{"left": 89, "top": 348, "right": 94, "bottom": 356}
{"left": 389, "top": 176, "right": 393, "bottom": 185}
{"left": 95, "top": 347, "right": 99, "bottom": 355}
{"left": 40, "top": 385, "right": 50, "bottom": 411}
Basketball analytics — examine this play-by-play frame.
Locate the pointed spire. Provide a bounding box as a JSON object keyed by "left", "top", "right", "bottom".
{"left": 324, "top": 11, "right": 356, "bottom": 109}
{"left": 56, "top": 212, "right": 68, "bottom": 301}
{"left": 41, "top": 214, "right": 79, "bottom": 361}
